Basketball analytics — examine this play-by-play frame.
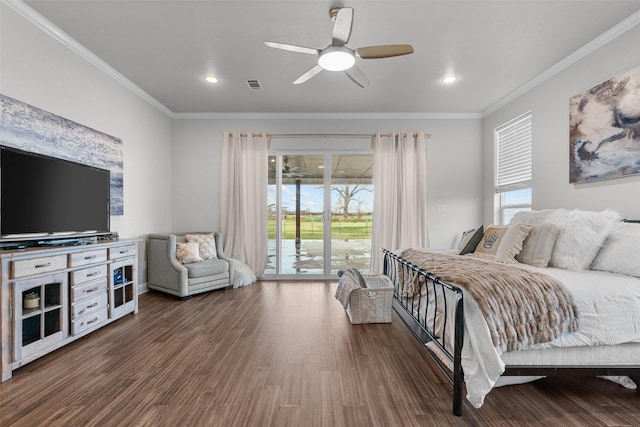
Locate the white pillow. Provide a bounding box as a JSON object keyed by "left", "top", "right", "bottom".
{"left": 469, "top": 224, "right": 531, "bottom": 263}
{"left": 590, "top": 222, "right": 640, "bottom": 277}
{"left": 185, "top": 233, "right": 218, "bottom": 259}
{"left": 549, "top": 209, "right": 622, "bottom": 271}
{"left": 510, "top": 209, "right": 565, "bottom": 225}
{"left": 176, "top": 242, "right": 203, "bottom": 264}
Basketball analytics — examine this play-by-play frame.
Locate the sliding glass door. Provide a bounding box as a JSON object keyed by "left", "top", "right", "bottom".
{"left": 265, "top": 152, "right": 373, "bottom": 278}
{"left": 329, "top": 154, "right": 373, "bottom": 275}
{"left": 267, "top": 154, "right": 326, "bottom": 275}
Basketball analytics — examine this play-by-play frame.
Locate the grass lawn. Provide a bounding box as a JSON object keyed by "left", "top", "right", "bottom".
{"left": 268, "top": 214, "right": 372, "bottom": 240}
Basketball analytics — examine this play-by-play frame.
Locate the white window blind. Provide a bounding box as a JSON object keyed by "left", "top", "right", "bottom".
{"left": 495, "top": 113, "right": 532, "bottom": 193}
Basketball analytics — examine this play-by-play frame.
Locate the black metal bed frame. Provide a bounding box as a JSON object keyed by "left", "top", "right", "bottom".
{"left": 382, "top": 248, "right": 640, "bottom": 417}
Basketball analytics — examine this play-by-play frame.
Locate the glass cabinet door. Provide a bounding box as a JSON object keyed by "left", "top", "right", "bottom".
{"left": 13, "top": 272, "right": 68, "bottom": 361}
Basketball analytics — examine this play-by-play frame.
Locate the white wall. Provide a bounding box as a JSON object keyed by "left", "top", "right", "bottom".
{"left": 482, "top": 24, "right": 640, "bottom": 223}
{"left": 172, "top": 118, "right": 483, "bottom": 249}
{"left": 1, "top": 4, "right": 175, "bottom": 283}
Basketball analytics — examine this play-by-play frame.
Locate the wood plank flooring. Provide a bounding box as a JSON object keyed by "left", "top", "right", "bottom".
{"left": 1, "top": 281, "right": 639, "bottom": 426}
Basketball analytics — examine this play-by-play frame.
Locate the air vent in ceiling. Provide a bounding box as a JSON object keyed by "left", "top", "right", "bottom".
{"left": 246, "top": 79, "right": 262, "bottom": 90}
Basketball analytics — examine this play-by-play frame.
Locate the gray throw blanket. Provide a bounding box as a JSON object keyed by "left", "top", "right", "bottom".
{"left": 400, "top": 249, "right": 579, "bottom": 353}
{"left": 335, "top": 268, "right": 366, "bottom": 308}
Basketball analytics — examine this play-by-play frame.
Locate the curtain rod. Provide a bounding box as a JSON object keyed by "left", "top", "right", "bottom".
{"left": 265, "top": 132, "right": 431, "bottom": 138}
{"left": 235, "top": 132, "right": 432, "bottom": 138}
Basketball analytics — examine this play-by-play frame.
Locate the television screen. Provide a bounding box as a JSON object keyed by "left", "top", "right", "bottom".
{"left": 1, "top": 147, "right": 110, "bottom": 239}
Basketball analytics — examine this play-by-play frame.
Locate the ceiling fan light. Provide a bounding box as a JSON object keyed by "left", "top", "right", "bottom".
{"left": 318, "top": 47, "right": 355, "bottom": 71}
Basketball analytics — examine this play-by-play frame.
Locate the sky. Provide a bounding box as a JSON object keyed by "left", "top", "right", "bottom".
{"left": 268, "top": 184, "right": 374, "bottom": 214}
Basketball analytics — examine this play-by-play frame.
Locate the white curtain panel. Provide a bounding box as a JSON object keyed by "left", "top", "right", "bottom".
{"left": 220, "top": 132, "right": 269, "bottom": 276}
{"left": 370, "top": 132, "right": 429, "bottom": 274}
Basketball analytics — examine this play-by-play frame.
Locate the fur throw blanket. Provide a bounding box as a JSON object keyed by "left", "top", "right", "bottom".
{"left": 400, "top": 249, "right": 579, "bottom": 353}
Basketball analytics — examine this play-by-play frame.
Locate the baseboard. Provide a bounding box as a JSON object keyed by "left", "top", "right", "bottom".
{"left": 137, "top": 281, "right": 149, "bottom": 294}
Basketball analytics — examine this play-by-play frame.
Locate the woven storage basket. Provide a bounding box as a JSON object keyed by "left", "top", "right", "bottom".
{"left": 346, "top": 275, "right": 394, "bottom": 324}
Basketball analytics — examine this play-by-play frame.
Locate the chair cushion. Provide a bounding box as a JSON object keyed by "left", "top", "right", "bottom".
{"left": 184, "top": 258, "right": 229, "bottom": 278}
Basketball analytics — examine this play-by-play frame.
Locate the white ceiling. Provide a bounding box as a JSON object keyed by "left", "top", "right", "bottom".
{"left": 21, "top": 0, "right": 640, "bottom": 116}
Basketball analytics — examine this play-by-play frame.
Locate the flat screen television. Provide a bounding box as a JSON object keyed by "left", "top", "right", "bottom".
{"left": 1, "top": 146, "right": 110, "bottom": 243}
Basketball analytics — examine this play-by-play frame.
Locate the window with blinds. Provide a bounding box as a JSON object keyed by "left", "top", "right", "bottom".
{"left": 495, "top": 112, "right": 532, "bottom": 224}
{"left": 496, "top": 113, "right": 532, "bottom": 192}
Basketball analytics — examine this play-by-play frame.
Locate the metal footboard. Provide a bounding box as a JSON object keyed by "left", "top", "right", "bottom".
{"left": 382, "top": 249, "right": 466, "bottom": 416}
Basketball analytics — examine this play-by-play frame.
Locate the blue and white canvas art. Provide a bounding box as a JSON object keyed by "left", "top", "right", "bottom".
{"left": 0, "top": 94, "right": 123, "bottom": 215}
{"left": 569, "top": 64, "right": 640, "bottom": 183}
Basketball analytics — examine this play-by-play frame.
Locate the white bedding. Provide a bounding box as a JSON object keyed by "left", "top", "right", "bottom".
{"left": 404, "top": 250, "right": 640, "bottom": 408}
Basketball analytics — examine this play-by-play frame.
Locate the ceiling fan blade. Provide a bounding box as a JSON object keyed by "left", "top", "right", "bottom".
{"left": 293, "top": 64, "right": 323, "bottom": 84}
{"left": 332, "top": 7, "right": 353, "bottom": 45}
{"left": 345, "top": 66, "right": 370, "bottom": 88}
{"left": 356, "top": 44, "right": 414, "bottom": 59}
{"left": 264, "top": 41, "right": 318, "bottom": 55}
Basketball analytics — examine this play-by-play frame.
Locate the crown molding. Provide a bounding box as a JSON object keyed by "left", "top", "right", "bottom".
{"left": 172, "top": 112, "right": 482, "bottom": 120}
{"left": 482, "top": 8, "right": 640, "bottom": 117}
{"left": 3, "top": 0, "right": 174, "bottom": 118}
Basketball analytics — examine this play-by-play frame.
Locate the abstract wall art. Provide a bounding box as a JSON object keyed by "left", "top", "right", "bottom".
{"left": 569, "top": 64, "right": 640, "bottom": 183}
{"left": 0, "top": 94, "right": 123, "bottom": 214}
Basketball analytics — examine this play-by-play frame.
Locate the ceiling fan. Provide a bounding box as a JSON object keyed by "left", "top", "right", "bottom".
{"left": 264, "top": 7, "right": 414, "bottom": 88}
{"left": 282, "top": 157, "right": 307, "bottom": 178}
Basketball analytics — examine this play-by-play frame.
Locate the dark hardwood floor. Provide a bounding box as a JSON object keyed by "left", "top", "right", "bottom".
{"left": 1, "top": 281, "right": 639, "bottom": 426}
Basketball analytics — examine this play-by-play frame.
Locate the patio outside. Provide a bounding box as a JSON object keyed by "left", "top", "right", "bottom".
{"left": 265, "top": 212, "right": 372, "bottom": 275}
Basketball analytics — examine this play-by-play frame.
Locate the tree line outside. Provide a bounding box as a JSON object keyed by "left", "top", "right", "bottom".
{"left": 267, "top": 184, "right": 373, "bottom": 240}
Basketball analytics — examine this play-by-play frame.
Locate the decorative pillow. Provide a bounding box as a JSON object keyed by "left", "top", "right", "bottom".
{"left": 516, "top": 223, "right": 561, "bottom": 267}
{"left": 470, "top": 224, "right": 531, "bottom": 263}
{"left": 548, "top": 209, "right": 622, "bottom": 271}
{"left": 457, "top": 225, "right": 484, "bottom": 255}
{"left": 185, "top": 233, "right": 218, "bottom": 260}
{"left": 509, "top": 209, "right": 565, "bottom": 225}
{"left": 590, "top": 222, "right": 640, "bottom": 277}
{"left": 176, "top": 242, "right": 203, "bottom": 264}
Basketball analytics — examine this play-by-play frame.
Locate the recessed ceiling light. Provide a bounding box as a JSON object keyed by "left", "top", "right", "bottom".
{"left": 204, "top": 74, "right": 220, "bottom": 84}
{"left": 441, "top": 75, "right": 458, "bottom": 84}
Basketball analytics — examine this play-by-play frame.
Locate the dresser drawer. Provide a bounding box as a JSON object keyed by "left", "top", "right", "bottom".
{"left": 70, "top": 292, "right": 108, "bottom": 319}
{"left": 109, "top": 244, "right": 137, "bottom": 260}
{"left": 69, "top": 249, "right": 107, "bottom": 268}
{"left": 10, "top": 255, "right": 67, "bottom": 279}
{"left": 70, "top": 264, "right": 107, "bottom": 286}
{"left": 70, "top": 278, "right": 108, "bottom": 303}
{"left": 71, "top": 307, "right": 108, "bottom": 336}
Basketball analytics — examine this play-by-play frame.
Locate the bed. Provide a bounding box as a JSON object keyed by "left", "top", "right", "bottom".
{"left": 382, "top": 209, "right": 640, "bottom": 416}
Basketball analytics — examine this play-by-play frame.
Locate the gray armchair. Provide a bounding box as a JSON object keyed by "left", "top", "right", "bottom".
{"left": 148, "top": 232, "right": 234, "bottom": 298}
